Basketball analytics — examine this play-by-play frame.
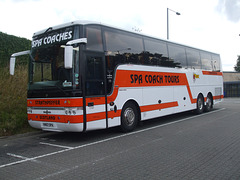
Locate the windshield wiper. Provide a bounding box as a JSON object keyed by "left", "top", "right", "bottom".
{"left": 44, "top": 83, "right": 69, "bottom": 96}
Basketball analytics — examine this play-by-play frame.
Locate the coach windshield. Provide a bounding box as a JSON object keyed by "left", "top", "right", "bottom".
{"left": 28, "top": 26, "right": 81, "bottom": 98}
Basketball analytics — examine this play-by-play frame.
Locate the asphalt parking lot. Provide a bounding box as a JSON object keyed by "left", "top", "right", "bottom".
{"left": 0, "top": 98, "right": 240, "bottom": 180}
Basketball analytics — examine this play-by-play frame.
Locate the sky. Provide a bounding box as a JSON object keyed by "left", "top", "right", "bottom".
{"left": 0, "top": 0, "right": 239, "bottom": 71}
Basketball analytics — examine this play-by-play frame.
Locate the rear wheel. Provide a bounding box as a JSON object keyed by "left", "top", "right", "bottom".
{"left": 120, "top": 102, "right": 139, "bottom": 132}
{"left": 205, "top": 94, "right": 213, "bottom": 112}
{"left": 195, "top": 94, "right": 204, "bottom": 114}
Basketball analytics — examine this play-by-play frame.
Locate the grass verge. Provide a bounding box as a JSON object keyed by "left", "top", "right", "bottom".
{"left": 0, "top": 65, "right": 36, "bottom": 136}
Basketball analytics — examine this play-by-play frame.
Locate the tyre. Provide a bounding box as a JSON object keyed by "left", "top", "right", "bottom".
{"left": 205, "top": 94, "right": 213, "bottom": 112}
{"left": 195, "top": 94, "right": 204, "bottom": 114}
{"left": 120, "top": 102, "right": 139, "bottom": 132}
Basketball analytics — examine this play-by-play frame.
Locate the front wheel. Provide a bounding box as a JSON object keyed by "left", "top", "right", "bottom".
{"left": 195, "top": 95, "right": 204, "bottom": 114}
{"left": 120, "top": 102, "right": 139, "bottom": 132}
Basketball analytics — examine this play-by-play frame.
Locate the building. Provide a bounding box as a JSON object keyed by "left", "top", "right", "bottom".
{"left": 223, "top": 72, "right": 240, "bottom": 82}
{"left": 223, "top": 72, "right": 240, "bottom": 97}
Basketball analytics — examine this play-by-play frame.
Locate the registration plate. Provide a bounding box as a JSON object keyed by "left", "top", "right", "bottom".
{"left": 41, "top": 122, "right": 56, "bottom": 128}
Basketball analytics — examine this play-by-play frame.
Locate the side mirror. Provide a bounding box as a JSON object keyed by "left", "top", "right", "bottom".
{"left": 9, "top": 50, "right": 30, "bottom": 75}
{"left": 64, "top": 46, "right": 73, "bottom": 69}
{"left": 10, "top": 57, "right": 16, "bottom": 75}
{"left": 64, "top": 38, "right": 87, "bottom": 69}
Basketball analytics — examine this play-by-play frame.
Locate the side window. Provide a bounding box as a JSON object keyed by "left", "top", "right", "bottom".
{"left": 168, "top": 43, "right": 187, "bottom": 68}
{"left": 200, "top": 51, "right": 212, "bottom": 70}
{"left": 144, "top": 38, "right": 175, "bottom": 67}
{"left": 211, "top": 54, "right": 221, "bottom": 71}
{"left": 86, "top": 26, "right": 103, "bottom": 51}
{"left": 186, "top": 48, "right": 201, "bottom": 69}
{"left": 85, "top": 55, "right": 104, "bottom": 96}
{"left": 104, "top": 29, "right": 144, "bottom": 94}
{"left": 104, "top": 29, "right": 143, "bottom": 55}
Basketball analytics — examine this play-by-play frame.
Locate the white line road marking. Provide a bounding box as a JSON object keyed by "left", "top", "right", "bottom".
{"left": 39, "top": 142, "right": 74, "bottom": 149}
{"left": 0, "top": 108, "right": 225, "bottom": 169}
{"left": 7, "top": 153, "right": 29, "bottom": 160}
{"left": 7, "top": 153, "right": 39, "bottom": 163}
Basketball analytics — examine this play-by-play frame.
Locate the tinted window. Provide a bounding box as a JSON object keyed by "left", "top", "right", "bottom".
{"left": 200, "top": 51, "right": 212, "bottom": 70}
{"left": 144, "top": 38, "right": 176, "bottom": 67}
{"left": 186, "top": 48, "right": 201, "bottom": 69}
{"left": 86, "top": 55, "right": 104, "bottom": 96}
{"left": 168, "top": 43, "right": 187, "bottom": 68}
{"left": 104, "top": 29, "right": 144, "bottom": 55}
{"left": 144, "top": 38, "right": 168, "bottom": 56}
{"left": 104, "top": 28, "right": 144, "bottom": 94}
{"left": 104, "top": 29, "right": 144, "bottom": 69}
{"left": 86, "top": 26, "right": 103, "bottom": 51}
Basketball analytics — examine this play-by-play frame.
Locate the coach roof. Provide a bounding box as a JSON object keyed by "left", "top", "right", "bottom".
{"left": 32, "top": 20, "right": 219, "bottom": 56}
{"left": 33, "top": 20, "right": 101, "bottom": 37}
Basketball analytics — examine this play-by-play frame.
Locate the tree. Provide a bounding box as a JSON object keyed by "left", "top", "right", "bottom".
{"left": 234, "top": 55, "right": 240, "bottom": 72}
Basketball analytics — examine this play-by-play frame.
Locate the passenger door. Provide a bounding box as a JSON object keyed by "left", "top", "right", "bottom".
{"left": 84, "top": 52, "right": 108, "bottom": 130}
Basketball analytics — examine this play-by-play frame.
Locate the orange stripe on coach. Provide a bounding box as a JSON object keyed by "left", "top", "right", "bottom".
{"left": 114, "top": 69, "right": 197, "bottom": 104}
{"left": 141, "top": 101, "right": 178, "bottom": 112}
{"left": 28, "top": 114, "right": 83, "bottom": 123}
{"left": 202, "top": 71, "right": 223, "bottom": 76}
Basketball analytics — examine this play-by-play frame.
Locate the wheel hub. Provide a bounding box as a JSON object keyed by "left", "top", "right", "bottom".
{"left": 124, "top": 107, "right": 135, "bottom": 126}
{"left": 198, "top": 98, "right": 203, "bottom": 110}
